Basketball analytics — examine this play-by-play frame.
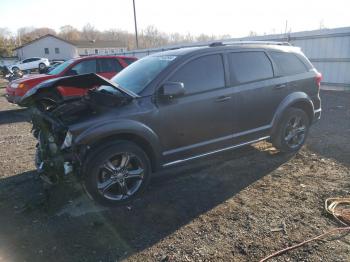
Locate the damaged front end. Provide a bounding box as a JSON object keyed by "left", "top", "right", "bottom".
{"left": 20, "top": 73, "right": 137, "bottom": 184}
{"left": 32, "top": 107, "right": 75, "bottom": 184}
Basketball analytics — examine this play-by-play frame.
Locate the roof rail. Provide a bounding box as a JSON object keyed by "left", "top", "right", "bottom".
{"left": 209, "top": 40, "right": 291, "bottom": 47}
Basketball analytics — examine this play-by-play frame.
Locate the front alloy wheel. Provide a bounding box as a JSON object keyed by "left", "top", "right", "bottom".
{"left": 97, "top": 153, "right": 145, "bottom": 201}
{"left": 84, "top": 142, "right": 151, "bottom": 206}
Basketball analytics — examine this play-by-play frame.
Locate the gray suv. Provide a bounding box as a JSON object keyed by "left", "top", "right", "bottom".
{"left": 21, "top": 41, "right": 322, "bottom": 205}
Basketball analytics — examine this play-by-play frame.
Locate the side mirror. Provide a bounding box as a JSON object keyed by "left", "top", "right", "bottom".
{"left": 160, "top": 82, "right": 185, "bottom": 99}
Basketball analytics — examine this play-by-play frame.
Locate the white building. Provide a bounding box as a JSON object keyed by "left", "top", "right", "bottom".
{"left": 70, "top": 40, "right": 127, "bottom": 56}
{"left": 13, "top": 34, "right": 127, "bottom": 61}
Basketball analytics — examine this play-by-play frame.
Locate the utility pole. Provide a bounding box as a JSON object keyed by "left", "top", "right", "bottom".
{"left": 284, "top": 20, "right": 288, "bottom": 35}
{"left": 133, "top": 0, "right": 139, "bottom": 49}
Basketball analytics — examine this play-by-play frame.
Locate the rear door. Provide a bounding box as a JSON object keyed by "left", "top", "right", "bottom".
{"left": 120, "top": 57, "right": 137, "bottom": 66}
{"left": 29, "top": 58, "right": 40, "bottom": 69}
{"left": 156, "top": 53, "right": 236, "bottom": 164}
{"left": 269, "top": 51, "right": 312, "bottom": 95}
{"left": 227, "top": 51, "right": 281, "bottom": 139}
{"left": 66, "top": 59, "right": 97, "bottom": 75}
{"left": 97, "top": 58, "right": 124, "bottom": 79}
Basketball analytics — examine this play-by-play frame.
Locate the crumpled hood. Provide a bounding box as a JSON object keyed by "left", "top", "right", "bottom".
{"left": 19, "top": 73, "right": 138, "bottom": 107}
{"left": 12, "top": 74, "right": 55, "bottom": 84}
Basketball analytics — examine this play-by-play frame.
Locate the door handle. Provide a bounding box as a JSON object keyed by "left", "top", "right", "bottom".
{"left": 274, "top": 83, "right": 287, "bottom": 89}
{"left": 215, "top": 96, "right": 231, "bottom": 102}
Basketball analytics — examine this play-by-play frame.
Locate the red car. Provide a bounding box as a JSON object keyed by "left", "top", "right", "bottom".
{"left": 6, "top": 55, "right": 137, "bottom": 104}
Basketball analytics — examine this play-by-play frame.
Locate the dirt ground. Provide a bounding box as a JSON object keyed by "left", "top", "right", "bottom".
{"left": 0, "top": 79, "right": 349, "bottom": 262}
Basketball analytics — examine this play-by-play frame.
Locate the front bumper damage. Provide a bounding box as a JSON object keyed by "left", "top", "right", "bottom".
{"left": 23, "top": 73, "right": 136, "bottom": 184}
{"left": 32, "top": 108, "right": 78, "bottom": 184}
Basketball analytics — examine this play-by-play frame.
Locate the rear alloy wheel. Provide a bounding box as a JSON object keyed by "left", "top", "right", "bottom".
{"left": 272, "top": 108, "right": 310, "bottom": 153}
{"left": 84, "top": 142, "right": 151, "bottom": 206}
{"left": 39, "top": 63, "right": 46, "bottom": 70}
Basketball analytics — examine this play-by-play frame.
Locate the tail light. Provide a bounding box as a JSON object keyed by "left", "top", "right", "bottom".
{"left": 315, "top": 72, "right": 322, "bottom": 90}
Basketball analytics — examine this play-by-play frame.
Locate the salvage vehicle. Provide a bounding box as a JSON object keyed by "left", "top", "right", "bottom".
{"left": 20, "top": 41, "right": 322, "bottom": 206}
{"left": 6, "top": 55, "right": 137, "bottom": 104}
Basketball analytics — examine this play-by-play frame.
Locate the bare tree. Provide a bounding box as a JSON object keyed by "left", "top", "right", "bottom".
{"left": 17, "top": 27, "right": 56, "bottom": 45}
{"left": 82, "top": 23, "right": 100, "bottom": 41}
{"left": 139, "top": 25, "right": 168, "bottom": 48}
{"left": 7, "top": 24, "right": 240, "bottom": 53}
{"left": 248, "top": 30, "right": 258, "bottom": 37}
{"left": 0, "top": 28, "right": 16, "bottom": 57}
{"left": 59, "top": 25, "right": 80, "bottom": 41}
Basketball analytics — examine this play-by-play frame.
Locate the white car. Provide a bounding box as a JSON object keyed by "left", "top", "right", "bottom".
{"left": 10, "top": 57, "right": 50, "bottom": 72}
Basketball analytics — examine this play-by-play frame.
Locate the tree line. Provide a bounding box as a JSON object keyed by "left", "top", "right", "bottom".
{"left": 0, "top": 24, "right": 233, "bottom": 57}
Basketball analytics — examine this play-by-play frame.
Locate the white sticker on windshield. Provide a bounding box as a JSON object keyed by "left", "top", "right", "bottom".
{"left": 159, "top": 56, "right": 177, "bottom": 61}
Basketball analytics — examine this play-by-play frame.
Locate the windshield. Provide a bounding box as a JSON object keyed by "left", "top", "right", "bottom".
{"left": 47, "top": 60, "right": 74, "bottom": 75}
{"left": 101, "top": 55, "right": 177, "bottom": 95}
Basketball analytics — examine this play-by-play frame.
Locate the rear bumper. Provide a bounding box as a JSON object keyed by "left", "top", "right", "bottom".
{"left": 313, "top": 108, "right": 321, "bottom": 123}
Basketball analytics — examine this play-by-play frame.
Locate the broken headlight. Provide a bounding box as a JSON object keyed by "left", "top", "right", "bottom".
{"left": 61, "top": 131, "right": 73, "bottom": 149}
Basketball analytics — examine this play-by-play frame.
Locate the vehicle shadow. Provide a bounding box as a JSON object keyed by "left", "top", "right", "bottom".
{"left": 0, "top": 108, "right": 29, "bottom": 125}
{"left": 307, "top": 90, "right": 350, "bottom": 167}
{"left": 0, "top": 144, "right": 294, "bottom": 262}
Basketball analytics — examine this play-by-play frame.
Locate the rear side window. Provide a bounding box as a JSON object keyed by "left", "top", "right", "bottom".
{"left": 228, "top": 52, "right": 273, "bottom": 84}
{"left": 169, "top": 54, "right": 225, "bottom": 94}
{"left": 98, "top": 58, "right": 123, "bottom": 73}
{"left": 270, "top": 52, "right": 308, "bottom": 76}
{"left": 69, "top": 59, "right": 97, "bottom": 74}
{"left": 122, "top": 58, "right": 137, "bottom": 65}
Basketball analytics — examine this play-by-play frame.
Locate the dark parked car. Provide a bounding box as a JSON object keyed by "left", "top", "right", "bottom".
{"left": 21, "top": 41, "right": 322, "bottom": 206}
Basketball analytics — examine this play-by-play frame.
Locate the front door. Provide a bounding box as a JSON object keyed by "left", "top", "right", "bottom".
{"left": 156, "top": 54, "right": 236, "bottom": 165}
{"left": 20, "top": 59, "right": 31, "bottom": 70}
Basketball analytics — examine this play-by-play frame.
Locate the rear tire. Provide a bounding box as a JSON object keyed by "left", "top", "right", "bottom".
{"left": 83, "top": 141, "right": 151, "bottom": 206}
{"left": 39, "top": 63, "right": 46, "bottom": 70}
{"left": 272, "top": 108, "right": 310, "bottom": 153}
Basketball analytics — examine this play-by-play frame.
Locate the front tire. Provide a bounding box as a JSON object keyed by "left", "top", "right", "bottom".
{"left": 272, "top": 108, "right": 310, "bottom": 153}
{"left": 83, "top": 141, "right": 151, "bottom": 206}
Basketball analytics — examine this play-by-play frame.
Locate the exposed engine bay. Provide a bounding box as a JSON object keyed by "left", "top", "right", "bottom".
{"left": 21, "top": 73, "right": 135, "bottom": 184}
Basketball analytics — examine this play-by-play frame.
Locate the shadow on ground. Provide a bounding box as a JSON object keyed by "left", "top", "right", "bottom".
{"left": 0, "top": 108, "right": 29, "bottom": 125}
{"left": 307, "top": 90, "right": 350, "bottom": 167}
{"left": 0, "top": 144, "right": 293, "bottom": 262}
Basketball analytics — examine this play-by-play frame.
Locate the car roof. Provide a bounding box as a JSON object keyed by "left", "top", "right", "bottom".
{"left": 72, "top": 55, "right": 137, "bottom": 61}
{"left": 150, "top": 43, "right": 301, "bottom": 57}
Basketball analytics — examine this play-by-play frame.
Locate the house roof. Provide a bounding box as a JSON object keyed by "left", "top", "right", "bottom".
{"left": 70, "top": 40, "right": 125, "bottom": 48}
{"left": 13, "top": 34, "right": 75, "bottom": 50}
{"left": 13, "top": 34, "right": 125, "bottom": 51}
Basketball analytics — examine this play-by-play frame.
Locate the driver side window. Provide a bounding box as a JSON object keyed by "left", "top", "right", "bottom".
{"left": 169, "top": 54, "right": 225, "bottom": 95}
{"left": 67, "top": 59, "right": 97, "bottom": 75}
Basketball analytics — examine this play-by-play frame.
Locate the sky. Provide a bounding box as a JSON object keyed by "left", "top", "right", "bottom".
{"left": 0, "top": 0, "right": 350, "bottom": 37}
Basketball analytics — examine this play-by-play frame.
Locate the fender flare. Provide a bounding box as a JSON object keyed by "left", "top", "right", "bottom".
{"left": 74, "top": 119, "right": 161, "bottom": 167}
{"left": 271, "top": 92, "right": 315, "bottom": 135}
